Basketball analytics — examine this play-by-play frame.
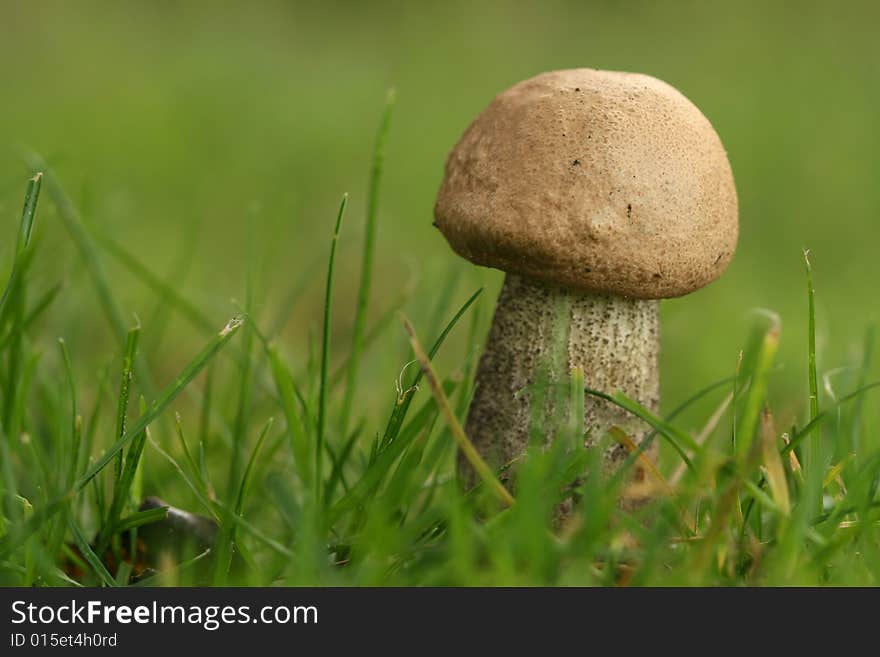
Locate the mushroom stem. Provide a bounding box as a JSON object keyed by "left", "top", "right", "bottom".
{"left": 460, "top": 273, "right": 660, "bottom": 487}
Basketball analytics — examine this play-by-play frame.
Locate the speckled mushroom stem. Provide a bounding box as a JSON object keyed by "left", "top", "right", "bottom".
{"left": 460, "top": 273, "right": 660, "bottom": 489}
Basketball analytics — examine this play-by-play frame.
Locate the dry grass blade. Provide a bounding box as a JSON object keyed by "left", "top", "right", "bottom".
{"left": 400, "top": 313, "right": 514, "bottom": 508}
{"left": 609, "top": 426, "right": 696, "bottom": 531}
{"left": 760, "top": 406, "right": 790, "bottom": 515}
{"left": 822, "top": 458, "right": 849, "bottom": 493}
{"left": 609, "top": 426, "right": 674, "bottom": 499}
{"left": 782, "top": 432, "right": 804, "bottom": 481}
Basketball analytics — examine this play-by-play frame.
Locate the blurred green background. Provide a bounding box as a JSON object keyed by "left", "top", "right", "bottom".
{"left": 1, "top": 0, "right": 879, "bottom": 439}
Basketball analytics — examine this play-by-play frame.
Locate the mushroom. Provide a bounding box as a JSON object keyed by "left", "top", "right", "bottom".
{"left": 434, "top": 69, "right": 738, "bottom": 489}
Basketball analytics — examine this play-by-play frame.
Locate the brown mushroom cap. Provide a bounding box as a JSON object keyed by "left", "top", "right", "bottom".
{"left": 434, "top": 68, "right": 738, "bottom": 299}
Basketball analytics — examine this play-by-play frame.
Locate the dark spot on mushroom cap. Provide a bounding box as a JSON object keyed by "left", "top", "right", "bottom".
{"left": 627, "top": 203, "right": 632, "bottom": 218}
{"left": 572, "top": 159, "right": 580, "bottom": 166}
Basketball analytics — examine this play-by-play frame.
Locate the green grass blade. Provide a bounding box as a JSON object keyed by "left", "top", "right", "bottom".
{"left": 329, "top": 380, "right": 456, "bottom": 523}
{"left": 804, "top": 249, "right": 820, "bottom": 469}
{"left": 323, "top": 422, "right": 362, "bottom": 502}
{"left": 198, "top": 363, "right": 214, "bottom": 483}
{"left": 174, "top": 412, "right": 203, "bottom": 486}
{"left": 340, "top": 89, "right": 395, "bottom": 437}
{"left": 57, "top": 338, "right": 78, "bottom": 489}
{"left": 227, "top": 282, "right": 254, "bottom": 505}
{"left": 15, "top": 172, "right": 42, "bottom": 254}
{"left": 0, "top": 426, "right": 19, "bottom": 524}
{"left": 112, "top": 324, "right": 140, "bottom": 485}
{"left": 114, "top": 505, "right": 169, "bottom": 534}
{"left": 68, "top": 514, "right": 116, "bottom": 587}
{"left": 584, "top": 388, "right": 698, "bottom": 470}
{"left": 235, "top": 418, "right": 273, "bottom": 517}
{"left": 317, "top": 194, "right": 348, "bottom": 504}
{"left": 0, "top": 172, "right": 41, "bottom": 318}
{"left": 214, "top": 503, "right": 294, "bottom": 559}
{"left": 0, "top": 214, "right": 36, "bottom": 448}
{"left": 101, "top": 405, "right": 148, "bottom": 552}
{"left": 0, "top": 493, "right": 73, "bottom": 560}
{"left": 130, "top": 548, "right": 213, "bottom": 587}
{"left": 76, "top": 315, "right": 245, "bottom": 490}
{"left": 0, "top": 282, "right": 62, "bottom": 353}
{"left": 381, "top": 287, "right": 482, "bottom": 448}
{"left": 266, "top": 343, "right": 312, "bottom": 487}
{"left": 735, "top": 322, "right": 780, "bottom": 460}
{"left": 147, "top": 435, "right": 218, "bottom": 522}
{"left": 849, "top": 325, "right": 875, "bottom": 452}
{"left": 214, "top": 416, "right": 275, "bottom": 583}
{"left": 731, "top": 350, "right": 743, "bottom": 457}
{"left": 567, "top": 367, "right": 586, "bottom": 452}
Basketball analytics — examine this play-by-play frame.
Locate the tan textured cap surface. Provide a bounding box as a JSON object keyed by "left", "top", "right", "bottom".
{"left": 434, "top": 69, "right": 738, "bottom": 299}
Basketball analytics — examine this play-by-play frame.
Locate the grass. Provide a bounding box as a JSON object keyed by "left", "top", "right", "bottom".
{"left": 2, "top": 106, "right": 880, "bottom": 587}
